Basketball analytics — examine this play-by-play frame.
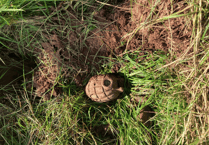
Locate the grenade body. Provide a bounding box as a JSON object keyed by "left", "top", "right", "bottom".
{"left": 85, "top": 74, "right": 124, "bottom": 103}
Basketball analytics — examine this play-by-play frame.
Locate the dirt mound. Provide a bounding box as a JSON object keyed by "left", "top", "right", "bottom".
{"left": 33, "top": 37, "right": 62, "bottom": 100}
{"left": 94, "top": 0, "right": 192, "bottom": 57}
{"left": 33, "top": 33, "right": 108, "bottom": 100}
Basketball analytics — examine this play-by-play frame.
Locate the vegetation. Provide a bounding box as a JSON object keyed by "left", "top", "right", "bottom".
{"left": 0, "top": 0, "right": 209, "bottom": 144}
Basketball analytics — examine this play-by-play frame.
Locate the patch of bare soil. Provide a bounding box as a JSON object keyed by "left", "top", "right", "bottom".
{"left": 32, "top": 0, "right": 192, "bottom": 99}
{"left": 33, "top": 37, "right": 62, "bottom": 100}
{"left": 95, "top": 0, "right": 192, "bottom": 57}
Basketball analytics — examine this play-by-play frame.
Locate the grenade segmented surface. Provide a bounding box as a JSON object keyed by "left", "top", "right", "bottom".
{"left": 85, "top": 74, "right": 124, "bottom": 103}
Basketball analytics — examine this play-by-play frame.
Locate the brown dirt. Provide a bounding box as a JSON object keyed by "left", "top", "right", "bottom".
{"left": 33, "top": 36, "right": 63, "bottom": 100}
{"left": 30, "top": 0, "right": 192, "bottom": 100}
{"left": 95, "top": 0, "right": 192, "bottom": 57}
{"left": 130, "top": 96, "right": 155, "bottom": 127}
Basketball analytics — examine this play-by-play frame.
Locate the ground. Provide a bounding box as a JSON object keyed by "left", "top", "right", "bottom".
{"left": 0, "top": 0, "right": 208, "bottom": 144}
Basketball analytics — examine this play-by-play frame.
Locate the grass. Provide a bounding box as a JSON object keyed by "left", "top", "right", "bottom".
{"left": 0, "top": 0, "right": 69, "bottom": 28}
{"left": 0, "top": 0, "right": 209, "bottom": 144}
{"left": 1, "top": 51, "right": 171, "bottom": 144}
